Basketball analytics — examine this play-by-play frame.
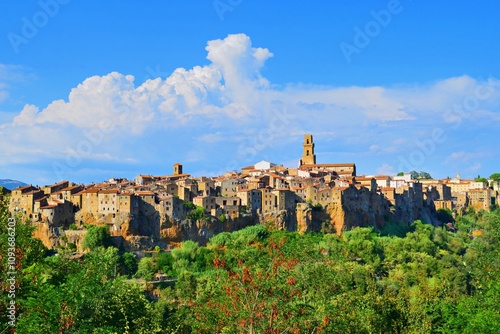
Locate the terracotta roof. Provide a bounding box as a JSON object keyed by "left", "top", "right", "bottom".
{"left": 99, "top": 189, "right": 119, "bottom": 194}
{"left": 44, "top": 180, "right": 68, "bottom": 187}
{"left": 24, "top": 190, "right": 43, "bottom": 195}
{"left": 135, "top": 191, "right": 155, "bottom": 196}
{"left": 80, "top": 188, "right": 100, "bottom": 194}
{"left": 40, "top": 204, "right": 58, "bottom": 209}
{"left": 13, "top": 185, "right": 33, "bottom": 191}
{"left": 159, "top": 195, "right": 173, "bottom": 201}
{"left": 61, "top": 185, "right": 82, "bottom": 191}
{"left": 300, "top": 163, "right": 355, "bottom": 169}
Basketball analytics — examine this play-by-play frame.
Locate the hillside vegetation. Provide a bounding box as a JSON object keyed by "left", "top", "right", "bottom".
{"left": 1, "top": 192, "right": 500, "bottom": 333}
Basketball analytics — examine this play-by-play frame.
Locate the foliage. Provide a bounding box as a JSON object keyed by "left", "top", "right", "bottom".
{"left": 2, "top": 194, "right": 500, "bottom": 333}
{"left": 490, "top": 173, "right": 500, "bottom": 181}
{"left": 136, "top": 256, "right": 156, "bottom": 281}
{"left": 410, "top": 170, "right": 433, "bottom": 180}
{"left": 475, "top": 176, "right": 489, "bottom": 185}
{"left": 182, "top": 200, "right": 195, "bottom": 210}
{"left": 187, "top": 205, "right": 207, "bottom": 221}
{"left": 82, "top": 225, "right": 111, "bottom": 251}
{"left": 376, "top": 220, "right": 412, "bottom": 237}
{"left": 66, "top": 242, "right": 77, "bottom": 252}
{"left": 218, "top": 213, "right": 227, "bottom": 223}
{"left": 436, "top": 208, "right": 454, "bottom": 224}
{"left": 312, "top": 202, "right": 323, "bottom": 211}
{"left": 121, "top": 252, "right": 138, "bottom": 278}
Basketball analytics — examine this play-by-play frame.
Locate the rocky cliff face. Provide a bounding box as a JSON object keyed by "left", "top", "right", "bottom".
{"left": 33, "top": 221, "right": 87, "bottom": 251}
{"left": 259, "top": 204, "right": 332, "bottom": 234}
{"left": 33, "top": 189, "right": 439, "bottom": 251}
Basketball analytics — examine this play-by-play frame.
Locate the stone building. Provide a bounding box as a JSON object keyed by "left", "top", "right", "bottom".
{"left": 236, "top": 189, "right": 262, "bottom": 214}
{"left": 79, "top": 188, "right": 100, "bottom": 214}
{"left": 468, "top": 189, "right": 495, "bottom": 211}
{"left": 299, "top": 134, "right": 316, "bottom": 166}
{"left": 98, "top": 189, "right": 120, "bottom": 214}
{"left": 216, "top": 178, "right": 238, "bottom": 197}
{"left": 42, "top": 180, "right": 69, "bottom": 195}
{"left": 9, "top": 185, "right": 45, "bottom": 217}
{"left": 193, "top": 196, "right": 217, "bottom": 212}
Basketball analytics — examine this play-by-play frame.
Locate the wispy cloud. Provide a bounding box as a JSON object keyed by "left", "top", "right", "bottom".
{"left": 0, "top": 64, "right": 32, "bottom": 104}
{"left": 2, "top": 34, "right": 500, "bottom": 182}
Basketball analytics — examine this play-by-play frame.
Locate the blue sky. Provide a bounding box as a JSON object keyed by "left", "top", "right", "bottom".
{"left": 1, "top": 0, "right": 499, "bottom": 185}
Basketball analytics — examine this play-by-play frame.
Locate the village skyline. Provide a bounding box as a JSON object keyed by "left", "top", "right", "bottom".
{"left": 1, "top": 2, "right": 499, "bottom": 185}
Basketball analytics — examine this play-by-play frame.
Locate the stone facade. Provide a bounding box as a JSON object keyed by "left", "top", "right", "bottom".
{"left": 8, "top": 137, "right": 499, "bottom": 251}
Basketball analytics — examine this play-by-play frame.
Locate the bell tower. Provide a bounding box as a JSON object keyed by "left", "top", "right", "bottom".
{"left": 173, "top": 162, "right": 183, "bottom": 175}
{"left": 300, "top": 134, "right": 316, "bottom": 166}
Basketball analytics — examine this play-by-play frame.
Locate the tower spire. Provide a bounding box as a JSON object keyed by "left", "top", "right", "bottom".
{"left": 300, "top": 134, "right": 316, "bottom": 166}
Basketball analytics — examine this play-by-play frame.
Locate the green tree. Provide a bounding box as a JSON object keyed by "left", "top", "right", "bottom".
{"left": 490, "top": 173, "right": 500, "bottom": 181}
{"left": 187, "top": 205, "right": 207, "bottom": 221}
{"left": 136, "top": 257, "right": 156, "bottom": 281}
{"left": 436, "top": 208, "right": 454, "bottom": 224}
{"left": 82, "top": 225, "right": 111, "bottom": 251}
{"left": 475, "top": 176, "right": 489, "bottom": 185}
{"left": 156, "top": 252, "right": 174, "bottom": 277}
{"left": 183, "top": 200, "right": 195, "bottom": 210}
{"left": 121, "top": 252, "right": 138, "bottom": 278}
{"left": 418, "top": 171, "right": 432, "bottom": 179}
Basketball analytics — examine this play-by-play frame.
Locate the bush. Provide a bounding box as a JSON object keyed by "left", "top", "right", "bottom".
{"left": 135, "top": 257, "right": 156, "bottom": 281}
{"left": 187, "top": 206, "right": 207, "bottom": 221}
{"left": 183, "top": 201, "right": 195, "bottom": 210}
{"left": 122, "top": 252, "right": 138, "bottom": 278}
{"left": 437, "top": 208, "right": 454, "bottom": 224}
{"left": 82, "top": 225, "right": 111, "bottom": 251}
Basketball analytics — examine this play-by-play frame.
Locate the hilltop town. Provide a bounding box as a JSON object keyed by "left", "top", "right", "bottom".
{"left": 7, "top": 135, "right": 500, "bottom": 251}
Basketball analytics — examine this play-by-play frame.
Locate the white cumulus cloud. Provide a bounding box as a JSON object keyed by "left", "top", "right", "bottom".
{"left": 2, "top": 34, "right": 500, "bottom": 182}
